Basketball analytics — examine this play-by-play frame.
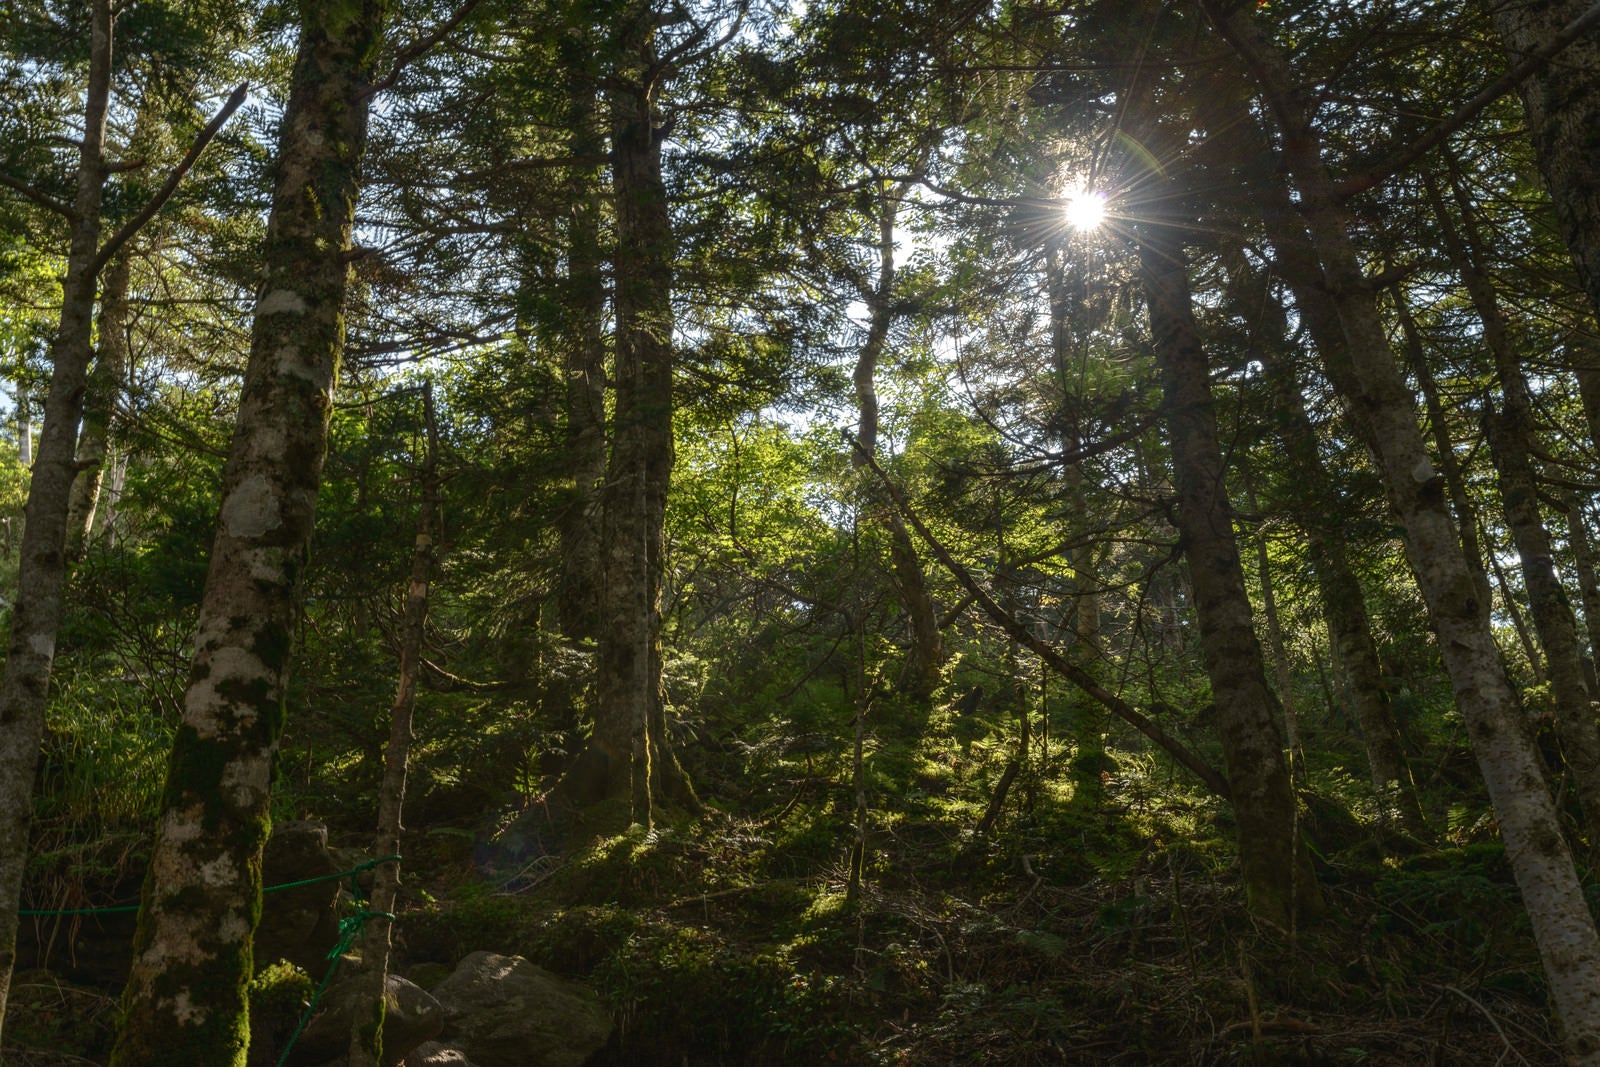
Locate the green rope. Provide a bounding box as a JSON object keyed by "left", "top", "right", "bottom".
{"left": 20, "top": 850, "right": 404, "bottom": 1067}
{"left": 17, "top": 854, "right": 402, "bottom": 917}
{"left": 272, "top": 881, "right": 398, "bottom": 1067}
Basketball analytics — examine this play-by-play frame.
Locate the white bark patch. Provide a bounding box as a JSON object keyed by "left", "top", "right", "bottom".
{"left": 218, "top": 908, "right": 251, "bottom": 943}
{"left": 170, "top": 990, "right": 208, "bottom": 1026}
{"left": 158, "top": 807, "right": 204, "bottom": 850}
{"left": 221, "top": 475, "right": 283, "bottom": 539}
{"left": 183, "top": 645, "right": 272, "bottom": 736}
{"left": 256, "top": 289, "right": 308, "bottom": 316}
{"left": 1410, "top": 458, "right": 1435, "bottom": 483}
{"left": 28, "top": 633, "right": 54, "bottom": 658}
{"left": 220, "top": 758, "right": 270, "bottom": 809}
{"left": 197, "top": 853, "right": 238, "bottom": 888}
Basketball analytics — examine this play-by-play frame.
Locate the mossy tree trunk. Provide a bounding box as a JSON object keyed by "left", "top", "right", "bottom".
{"left": 563, "top": 21, "right": 695, "bottom": 821}
{"left": 1201, "top": 4, "right": 1600, "bottom": 1056}
{"left": 0, "top": 0, "right": 113, "bottom": 1043}
{"left": 110, "top": 4, "right": 386, "bottom": 1064}
{"left": 1138, "top": 218, "right": 1321, "bottom": 932}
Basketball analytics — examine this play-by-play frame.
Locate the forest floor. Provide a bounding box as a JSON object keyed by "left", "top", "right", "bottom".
{"left": 3, "top": 736, "right": 1575, "bottom": 1066}
{"left": 384, "top": 747, "right": 1571, "bottom": 1066}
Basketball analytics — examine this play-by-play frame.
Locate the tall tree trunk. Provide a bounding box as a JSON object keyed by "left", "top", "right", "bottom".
{"left": 1427, "top": 163, "right": 1600, "bottom": 830}
{"left": 1392, "top": 291, "right": 1495, "bottom": 609}
{"left": 555, "top": 45, "right": 608, "bottom": 643}
{"left": 1244, "top": 473, "right": 1304, "bottom": 782}
{"left": 564, "top": 26, "right": 694, "bottom": 821}
{"left": 852, "top": 184, "right": 941, "bottom": 706}
{"left": 0, "top": 0, "right": 113, "bottom": 1041}
{"left": 1564, "top": 490, "right": 1600, "bottom": 688}
{"left": 1202, "top": 5, "right": 1600, "bottom": 1056}
{"left": 1490, "top": 531, "right": 1550, "bottom": 685}
{"left": 349, "top": 383, "right": 438, "bottom": 1067}
{"left": 1046, "top": 242, "right": 1112, "bottom": 808}
{"left": 66, "top": 248, "right": 132, "bottom": 562}
{"left": 1138, "top": 219, "right": 1321, "bottom": 931}
{"left": 110, "top": 4, "right": 386, "bottom": 1063}
{"left": 1212, "top": 232, "right": 1428, "bottom": 830}
{"left": 1484, "top": 0, "right": 1600, "bottom": 325}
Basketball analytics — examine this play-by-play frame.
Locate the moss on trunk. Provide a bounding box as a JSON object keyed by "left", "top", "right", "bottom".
{"left": 110, "top": 3, "right": 387, "bottom": 1064}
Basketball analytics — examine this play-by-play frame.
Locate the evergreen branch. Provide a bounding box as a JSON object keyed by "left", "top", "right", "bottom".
{"left": 1335, "top": 0, "right": 1600, "bottom": 197}
{"left": 0, "top": 170, "right": 73, "bottom": 218}
{"left": 845, "top": 431, "right": 1234, "bottom": 800}
{"left": 362, "top": 0, "right": 489, "bottom": 100}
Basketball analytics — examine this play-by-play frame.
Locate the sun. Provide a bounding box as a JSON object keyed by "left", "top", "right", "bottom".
{"left": 1064, "top": 189, "right": 1107, "bottom": 231}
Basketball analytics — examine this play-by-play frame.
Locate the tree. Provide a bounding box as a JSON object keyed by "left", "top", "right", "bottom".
{"left": 0, "top": 0, "right": 245, "bottom": 1039}
{"left": 1137, "top": 211, "right": 1321, "bottom": 931}
{"left": 111, "top": 1, "right": 388, "bottom": 1061}
{"left": 1199, "top": 1, "right": 1600, "bottom": 1054}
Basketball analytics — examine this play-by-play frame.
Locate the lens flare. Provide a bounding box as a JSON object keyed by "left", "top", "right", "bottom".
{"left": 1064, "top": 189, "right": 1107, "bottom": 231}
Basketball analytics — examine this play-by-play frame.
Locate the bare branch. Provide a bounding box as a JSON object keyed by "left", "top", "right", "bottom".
{"left": 92, "top": 82, "right": 247, "bottom": 275}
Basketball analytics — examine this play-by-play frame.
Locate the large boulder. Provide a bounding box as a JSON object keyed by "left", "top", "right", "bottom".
{"left": 282, "top": 972, "right": 443, "bottom": 1067}
{"left": 431, "top": 952, "right": 611, "bottom": 1067}
{"left": 255, "top": 820, "right": 345, "bottom": 976}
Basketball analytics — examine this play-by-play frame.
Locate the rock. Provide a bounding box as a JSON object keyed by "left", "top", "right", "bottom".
{"left": 407, "top": 961, "right": 453, "bottom": 990}
{"left": 405, "top": 1042, "right": 481, "bottom": 1067}
{"left": 431, "top": 952, "right": 612, "bottom": 1067}
{"left": 283, "top": 972, "right": 444, "bottom": 1067}
{"left": 256, "top": 820, "right": 345, "bottom": 976}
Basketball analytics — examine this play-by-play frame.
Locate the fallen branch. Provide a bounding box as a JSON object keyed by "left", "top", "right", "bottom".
{"left": 846, "top": 432, "right": 1232, "bottom": 800}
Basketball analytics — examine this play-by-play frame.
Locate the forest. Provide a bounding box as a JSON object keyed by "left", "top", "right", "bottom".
{"left": 3, "top": 0, "right": 1600, "bottom": 1063}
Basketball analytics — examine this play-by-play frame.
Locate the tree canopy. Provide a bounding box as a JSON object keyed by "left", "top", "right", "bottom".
{"left": 6, "top": 0, "right": 1600, "bottom": 1063}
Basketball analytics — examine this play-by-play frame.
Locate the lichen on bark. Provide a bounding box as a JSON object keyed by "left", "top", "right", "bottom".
{"left": 110, "top": 3, "right": 388, "bottom": 1065}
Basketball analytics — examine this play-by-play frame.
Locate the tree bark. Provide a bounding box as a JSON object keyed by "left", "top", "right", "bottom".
{"left": 1202, "top": 4, "right": 1600, "bottom": 1056}
{"left": 562, "top": 24, "right": 695, "bottom": 821}
{"left": 66, "top": 248, "right": 132, "bottom": 562}
{"left": 348, "top": 382, "right": 438, "bottom": 1067}
{"left": 1209, "top": 232, "right": 1428, "bottom": 831}
{"left": 1138, "top": 219, "right": 1321, "bottom": 932}
{"left": 0, "top": 0, "right": 113, "bottom": 1042}
{"left": 110, "top": 4, "right": 386, "bottom": 1064}
{"left": 1564, "top": 490, "right": 1600, "bottom": 688}
{"left": 555, "top": 43, "right": 608, "bottom": 643}
{"left": 1392, "top": 291, "right": 1496, "bottom": 609}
